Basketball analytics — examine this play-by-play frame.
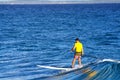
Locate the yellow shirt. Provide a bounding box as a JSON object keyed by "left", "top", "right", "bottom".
{"left": 73, "top": 41, "right": 83, "bottom": 53}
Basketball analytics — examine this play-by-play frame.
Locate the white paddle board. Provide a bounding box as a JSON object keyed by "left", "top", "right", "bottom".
{"left": 37, "top": 65, "right": 83, "bottom": 71}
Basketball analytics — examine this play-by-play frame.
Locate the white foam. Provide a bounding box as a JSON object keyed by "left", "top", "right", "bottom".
{"left": 98, "top": 59, "right": 120, "bottom": 63}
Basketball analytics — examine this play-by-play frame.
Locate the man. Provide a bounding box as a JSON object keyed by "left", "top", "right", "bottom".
{"left": 71, "top": 38, "right": 84, "bottom": 68}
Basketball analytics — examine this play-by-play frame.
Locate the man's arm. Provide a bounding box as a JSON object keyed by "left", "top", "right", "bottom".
{"left": 71, "top": 44, "right": 75, "bottom": 52}
{"left": 81, "top": 44, "right": 84, "bottom": 55}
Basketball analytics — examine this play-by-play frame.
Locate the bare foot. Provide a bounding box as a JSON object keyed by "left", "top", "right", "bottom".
{"left": 71, "top": 66, "right": 74, "bottom": 68}
{"left": 79, "top": 65, "right": 83, "bottom": 68}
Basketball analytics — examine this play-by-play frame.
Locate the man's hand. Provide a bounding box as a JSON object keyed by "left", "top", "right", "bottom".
{"left": 70, "top": 50, "right": 73, "bottom": 52}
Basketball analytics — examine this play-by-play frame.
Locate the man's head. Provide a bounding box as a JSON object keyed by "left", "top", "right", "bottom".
{"left": 75, "top": 38, "right": 80, "bottom": 42}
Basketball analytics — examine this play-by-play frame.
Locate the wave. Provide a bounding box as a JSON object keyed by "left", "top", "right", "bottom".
{"left": 41, "top": 59, "right": 120, "bottom": 80}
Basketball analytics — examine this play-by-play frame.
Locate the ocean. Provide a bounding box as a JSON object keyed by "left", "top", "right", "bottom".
{"left": 0, "top": 3, "right": 120, "bottom": 80}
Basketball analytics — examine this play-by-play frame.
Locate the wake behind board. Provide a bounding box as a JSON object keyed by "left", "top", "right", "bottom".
{"left": 37, "top": 65, "right": 83, "bottom": 71}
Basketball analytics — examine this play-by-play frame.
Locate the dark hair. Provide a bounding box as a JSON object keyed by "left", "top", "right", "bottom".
{"left": 75, "top": 38, "right": 80, "bottom": 41}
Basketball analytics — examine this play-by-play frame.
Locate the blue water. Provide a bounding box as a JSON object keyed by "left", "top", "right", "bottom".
{"left": 0, "top": 4, "right": 120, "bottom": 80}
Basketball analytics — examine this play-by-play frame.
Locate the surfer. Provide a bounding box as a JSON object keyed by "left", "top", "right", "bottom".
{"left": 71, "top": 38, "right": 84, "bottom": 68}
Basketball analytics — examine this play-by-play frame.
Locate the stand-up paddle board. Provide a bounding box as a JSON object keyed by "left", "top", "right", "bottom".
{"left": 37, "top": 65, "right": 83, "bottom": 71}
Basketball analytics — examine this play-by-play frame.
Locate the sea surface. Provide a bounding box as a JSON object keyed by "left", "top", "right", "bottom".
{"left": 0, "top": 4, "right": 120, "bottom": 80}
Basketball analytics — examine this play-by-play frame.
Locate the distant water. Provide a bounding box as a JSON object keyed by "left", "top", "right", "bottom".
{"left": 0, "top": 4, "right": 120, "bottom": 80}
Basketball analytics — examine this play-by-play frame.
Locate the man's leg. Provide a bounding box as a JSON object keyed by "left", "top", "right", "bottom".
{"left": 72, "top": 58, "right": 76, "bottom": 68}
{"left": 78, "top": 56, "right": 82, "bottom": 66}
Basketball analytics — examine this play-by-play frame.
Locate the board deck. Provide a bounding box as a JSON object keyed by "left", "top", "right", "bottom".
{"left": 37, "top": 65, "right": 83, "bottom": 71}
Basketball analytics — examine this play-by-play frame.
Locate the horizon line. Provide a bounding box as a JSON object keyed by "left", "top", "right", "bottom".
{"left": 0, "top": 1, "right": 120, "bottom": 5}
{"left": 0, "top": 1, "right": 120, "bottom": 4}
